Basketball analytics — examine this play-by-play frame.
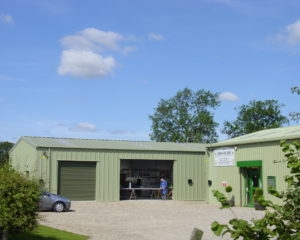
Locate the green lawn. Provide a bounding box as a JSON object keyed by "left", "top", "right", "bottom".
{"left": 8, "top": 225, "right": 89, "bottom": 240}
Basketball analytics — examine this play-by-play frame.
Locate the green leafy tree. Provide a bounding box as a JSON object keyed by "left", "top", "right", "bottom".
{"left": 211, "top": 140, "right": 300, "bottom": 239}
{"left": 149, "top": 88, "right": 220, "bottom": 143}
{"left": 289, "top": 86, "right": 300, "bottom": 123}
{"left": 0, "top": 142, "right": 14, "bottom": 166}
{"left": 0, "top": 165, "right": 40, "bottom": 240}
{"left": 222, "top": 100, "right": 289, "bottom": 138}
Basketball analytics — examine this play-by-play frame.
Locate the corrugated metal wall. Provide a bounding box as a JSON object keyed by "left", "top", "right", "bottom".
{"left": 208, "top": 150, "right": 240, "bottom": 205}
{"left": 174, "top": 153, "right": 207, "bottom": 200}
{"left": 240, "top": 142, "right": 289, "bottom": 204}
{"left": 10, "top": 137, "right": 295, "bottom": 204}
{"left": 10, "top": 141, "right": 43, "bottom": 179}
{"left": 39, "top": 148, "right": 206, "bottom": 201}
{"left": 208, "top": 141, "right": 290, "bottom": 206}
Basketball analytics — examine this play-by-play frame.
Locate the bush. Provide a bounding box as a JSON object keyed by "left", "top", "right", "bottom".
{"left": 0, "top": 164, "right": 40, "bottom": 240}
{"left": 225, "top": 185, "right": 232, "bottom": 193}
{"left": 253, "top": 188, "right": 266, "bottom": 211}
{"left": 212, "top": 185, "right": 235, "bottom": 208}
{"left": 253, "top": 188, "right": 263, "bottom": 198}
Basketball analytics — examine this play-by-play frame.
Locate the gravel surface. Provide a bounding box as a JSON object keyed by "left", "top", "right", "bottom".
{"left": 39, "top": 200, "right": 265, "bottom": 240}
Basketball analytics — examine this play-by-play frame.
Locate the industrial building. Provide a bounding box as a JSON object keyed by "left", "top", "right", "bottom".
{"left": 9, "top": 137, "right": 207, "bottom": 201}
{"left": 10, "top": 125, "right": 300, "bottom": 206}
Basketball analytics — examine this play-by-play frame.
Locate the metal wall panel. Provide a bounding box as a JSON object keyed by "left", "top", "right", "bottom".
{"left": 208, "top": 141, "right": 290, "bottom": 206}
{"left": 11, "top": 139, "right": 207, "bottom": 202}
{"left": 96, "top": 150, "right": 206, "bottom": 201}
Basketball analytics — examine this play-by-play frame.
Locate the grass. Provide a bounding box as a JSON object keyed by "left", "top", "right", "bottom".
{"left": 8, "top": 225, "right": 89, "bottom": 240}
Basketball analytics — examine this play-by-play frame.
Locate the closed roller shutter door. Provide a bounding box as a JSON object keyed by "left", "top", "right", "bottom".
{"left": 58, "top": 161, "right": 96, "bottom": 200}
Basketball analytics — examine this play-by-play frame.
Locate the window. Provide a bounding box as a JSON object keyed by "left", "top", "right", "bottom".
{"left": 267, "top": 176, "right": 276, "bottom": 192}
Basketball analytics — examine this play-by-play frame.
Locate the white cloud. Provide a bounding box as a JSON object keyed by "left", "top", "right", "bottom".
{"left": 276, "top": 19, "right": 300, "bottom": 45}
{"left": 148, "top": 33, "right": 165, "bottom": 41}
{"left": 122, "top": 46, "right": 138, "bottom": 54}
{"left": 0, "top": 13, "right": 14, "bottom": 24}
{"left": 58, "top": 50, "right": 116, "bottom": 78}
{"left": 61, "top": 35, "right": 97, "bottom": 52}
{"left": 58, "top": 28, "right": 132, "bottom": 79}
{"left": 61, "top": 28, "right": 124, "bottom": 52}
{"left": 219, "top": 92, "right": 239, "bottom": 101}
{"left": 69, "top": 122, "right": 97, "bottom": 132}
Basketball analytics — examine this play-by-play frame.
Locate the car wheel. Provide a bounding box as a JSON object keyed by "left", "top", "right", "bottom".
{"left": 53, "top": 202, "right": 65, "bottom": 212}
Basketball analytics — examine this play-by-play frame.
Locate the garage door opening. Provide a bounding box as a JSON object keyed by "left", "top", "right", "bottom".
{"left": 120, "top": 159, "right": 173, "bottom": 200}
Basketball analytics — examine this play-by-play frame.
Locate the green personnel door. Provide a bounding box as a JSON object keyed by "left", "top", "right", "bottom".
{"left": 237, "top": 160, "right": 262, "bottom": 207}
{"left": 245, "top": 167, "right": 261, "bottom": 207}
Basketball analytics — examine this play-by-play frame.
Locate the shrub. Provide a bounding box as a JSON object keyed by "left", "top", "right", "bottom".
{"left": 225, "top": 185, "right": 232, "bottom": 193}
{"left": 212, "top": 185, "right": 234, "bottom": 208}
{"left": 0, "top": 164, "right": 40, "bottom": 240}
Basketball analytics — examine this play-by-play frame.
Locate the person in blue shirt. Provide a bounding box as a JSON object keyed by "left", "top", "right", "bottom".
{"left": 160, "top": 177, "right": 168, "bottom": 200}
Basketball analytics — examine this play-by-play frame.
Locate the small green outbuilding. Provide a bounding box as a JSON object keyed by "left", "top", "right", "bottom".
{"left": 207, "top": 125, "right": 300, "bottom": 207}
{"left": 9, "top": 137, "right": 207, "bottom": 201}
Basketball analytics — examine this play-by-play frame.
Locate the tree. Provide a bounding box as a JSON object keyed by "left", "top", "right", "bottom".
{"left": 289, "top": 86, "right": 300, "bottom": 123}
{"left": 211, "top": 140, "right": 300, "bottom": 239}
{"left": 0, "top": 142, "right": 14, "bottom": 166}
{"left": 0, "top": 165, "right": 40, "bottom": 240}
{"left": 149, "top": 88, "right": 220, "bottom": 143}
{"left": 222, "top": 100, "right": 289, "bottom": 138}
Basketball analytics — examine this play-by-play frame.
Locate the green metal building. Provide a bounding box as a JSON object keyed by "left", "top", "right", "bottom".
{"left": 207, "top": 125, "right": 300, "bottom": 207}
{"left": 9, "top": 125, "right": 300, "bottom": 205}
{"left": 9, "top": 137, "right": 207, "bottom": 201}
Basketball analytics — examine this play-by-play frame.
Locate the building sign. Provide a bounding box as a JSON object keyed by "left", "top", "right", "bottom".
{"left": 213, "top": 148, "right": 235, "bottom": 166}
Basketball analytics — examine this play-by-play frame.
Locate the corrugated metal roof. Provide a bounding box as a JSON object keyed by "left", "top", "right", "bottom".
{"left": 209, "top": 125, "right": 300, "bottom": 148}
{"left": 20, "top": 136, "right": 206, "bottom": 152}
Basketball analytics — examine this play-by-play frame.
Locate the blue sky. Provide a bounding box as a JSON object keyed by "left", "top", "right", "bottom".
{"left": 1, "top": 0, "right": 299, "bottom": 143}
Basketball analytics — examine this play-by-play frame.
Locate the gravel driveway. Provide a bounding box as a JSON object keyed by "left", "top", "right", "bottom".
{"left": 39, "top": 200, "right": 265, "bottom": 240}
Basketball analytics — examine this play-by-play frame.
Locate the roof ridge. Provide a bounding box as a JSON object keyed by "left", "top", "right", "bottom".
{"left": 22, "top": 136, "right": 204, "bottom": 144}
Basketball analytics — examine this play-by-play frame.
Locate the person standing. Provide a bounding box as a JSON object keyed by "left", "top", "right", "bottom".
{"left": 160, "top": 177, "right": 168, "bottom": 200}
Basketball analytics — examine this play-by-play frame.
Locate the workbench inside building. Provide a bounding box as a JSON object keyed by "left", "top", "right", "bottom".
{"left": 121, "top": 187, "right": 173, "bottom": 200}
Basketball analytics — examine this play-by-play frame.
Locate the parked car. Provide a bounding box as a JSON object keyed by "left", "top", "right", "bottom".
{"left": 39, "top": 192, "right": 71, "bottom": 212}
